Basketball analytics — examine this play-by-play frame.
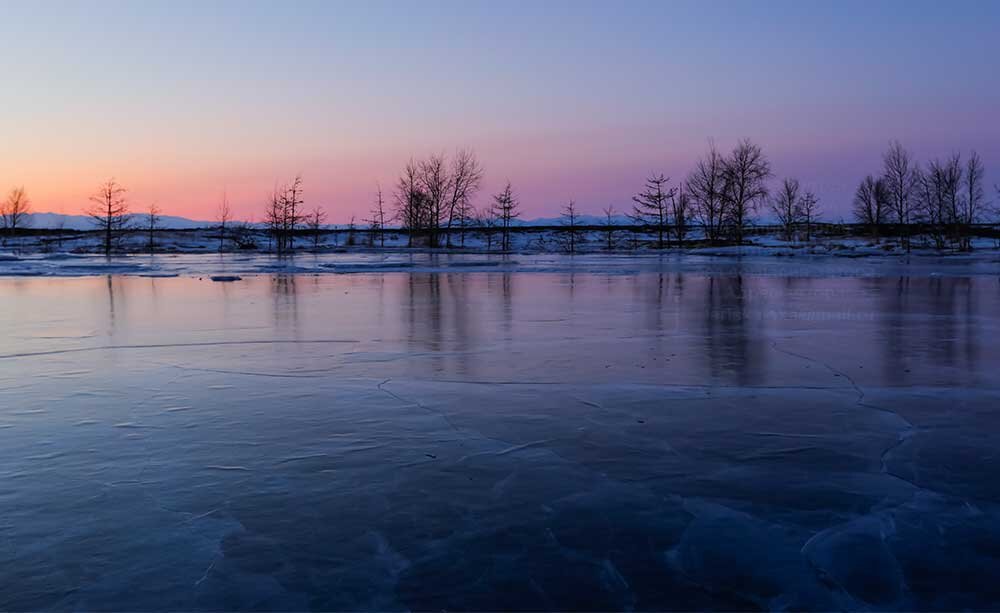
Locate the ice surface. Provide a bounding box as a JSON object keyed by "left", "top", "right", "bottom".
{"left": 2, "top": 249, "right": 1000, "bottom": 280}
{"left": 1, "top": 267, "right": 999, "bottom": 610}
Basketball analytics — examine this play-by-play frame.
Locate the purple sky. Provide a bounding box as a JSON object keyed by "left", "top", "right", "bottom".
{"left": 2, "top": 0, "right": 998, "bottom": 221}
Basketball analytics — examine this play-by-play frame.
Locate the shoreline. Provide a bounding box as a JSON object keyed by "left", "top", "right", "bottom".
{"left": 1, "top": 247, "right": 998, "bottom": 280}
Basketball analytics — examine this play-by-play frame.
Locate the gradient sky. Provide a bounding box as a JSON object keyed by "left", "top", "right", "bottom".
{"left": 2, "top": 0, "right": 998, "bottom": 222}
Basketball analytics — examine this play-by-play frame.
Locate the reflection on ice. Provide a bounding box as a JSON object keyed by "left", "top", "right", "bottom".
{"left": 1, "top": 267, "right": 999, "bottom": 610}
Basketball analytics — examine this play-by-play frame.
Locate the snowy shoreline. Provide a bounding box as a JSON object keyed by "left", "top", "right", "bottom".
{"left": 2, "top": 226, "right": 999, "bottom": 279}
{"left": 0, "top": 248, "right": 997, "bottom": 279}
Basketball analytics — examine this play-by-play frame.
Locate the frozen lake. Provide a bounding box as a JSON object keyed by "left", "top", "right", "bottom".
{"left": 2, "top": 258, "right": 999, "bottom": 610}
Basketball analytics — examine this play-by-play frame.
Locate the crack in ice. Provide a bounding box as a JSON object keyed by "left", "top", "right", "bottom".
{"left": 769, "top": 341, "right": 920, "bottom": 488}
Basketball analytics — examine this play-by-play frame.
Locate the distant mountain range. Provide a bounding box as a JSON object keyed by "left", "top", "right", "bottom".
{"left": 25, "top": 211, "right": 803, "bottom": 230}
{"left": 24, "top": 212, "right": 636, "bottom": 230}
{"left": 510, "top": 214, "right": 631, "bottom": 226}
{"left": 26, "top": 212, "right": 214, "bottom": 231}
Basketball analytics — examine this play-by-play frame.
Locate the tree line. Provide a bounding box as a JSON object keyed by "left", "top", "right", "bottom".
{"left": 852, "top": 141, "right": 989, "bottom": 251}
{"left": 391, "top": 139, "right": 805, "bottom": 252}
{"left": 1, "top": 139, "right": 996, "bottom": 254}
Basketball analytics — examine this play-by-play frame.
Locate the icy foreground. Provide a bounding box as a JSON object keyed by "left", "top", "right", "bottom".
{"left": 1, "top": 268, "right": 999, "bottom": 610}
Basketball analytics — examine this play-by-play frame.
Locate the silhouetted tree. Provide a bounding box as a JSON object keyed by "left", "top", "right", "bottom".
{"left": 364, "top": 214, "right": 380, "bottom": 246}
{"left": 372, "top": 183, "right": 387, "bottom": 247}
{"left": 630, "top": 173, "right": 674, "bottom": 248}
{"left": 87, "top": 179, "right": 130, "bottom": 256}
{"left": 603, "top": 205, "right": 617, "bottom": 250}
{"left": 882, "top": 141, "right": 918, "bottom": 251}
{"left": 455, "top": 197, "right": 475, "bottom": 248}
{"left": 217, "top": 191, "right": 231, "bottom": 251}
{"left": 444, "top": 149, "right": 484, "bottom": 247}
{"left": 145, "top": 201, "right": 161, "bottom": 253}
{"left": 770, "top": 177, "right": 801, "bottom": 241}
{"left": 687, "top": 144, "right": 727, "bottom": 243}
{"left": 853, "top": 174, "right": 888, "bottom": 240}
{"left": 264, "top": 176, "right": 305, "bottom": 253}
{"left": 282, "top": 175, "right": 304, "bottom": 251}
{"left": 395, "top": 159, "right": 427, "bottom": 247}
{"left": 419, "top": 153, "right": 450, "bottom": 247}
{"left": 721, "top": 138, "right": 771, "bottom": 243}
{"left": 306, "top": 207, "right": 327, "bottom": 249}
{"left": 492, "top": 181, "right": 519, "bottom": 251}
{"left": 393, "top": 151, "right": 485, "bottom": 248}
{"left": 477, "top": 206, "right": 499, "bottom": 251}
{"left": 918, "top": 155, "right": 962, "bottom": 249}
{"left": 798, "top": 189, "right": 820, "bottom": 242}
{"left": 265, "top": 186, "right": 284, "bottom": 253}
{"left": 960, "top": 150, "right": 986, "bottom": 250}
{"left": 2, "top": 186, "right": 31, "bottom": 244}
{"left": 559, "top": 200, "right": 582, "bottom": 254}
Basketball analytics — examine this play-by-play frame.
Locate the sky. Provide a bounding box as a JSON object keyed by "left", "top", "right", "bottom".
{"left": 1, "top": 0, "right": 998, "bottom": 222}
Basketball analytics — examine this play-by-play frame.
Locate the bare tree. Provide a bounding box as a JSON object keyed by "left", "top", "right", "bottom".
{"left": 602, "top": 205, "right": 617, "bottom": 251}
{"left": 372, "top": 182, "right": 387, "bottom": 247}
{"left": 282, "top": 175, "right": 304, "bottom": 251}
{"left": 770, "top": 177, "right": 801, "bottom": 241}
{"left": 943, "top": 156, "right": 963, "bottom": 245}
{"left": 265, "top": 185, "right": 284, "bottom": 253}
{"left": 559, "top": 200, "right": 582, "bottom": 254}
{"left": 853, "top": 175, "right": 888, "bottom": 240}
{"left": 444, "top": 148, "right": 484, "bottom": 247}
{"left": 918, "top": 155, "right": 963, "bottom": 249}
{"left": 87, "top": 179, "right": 130, "bottom": 256}
{"left": 363, "top": 214, "right": 380, "bottom": 246}
{"left": 455, "top": 197, "right": 476, "bottom": 248}
{"left": 630, "top": 173, "right": 674, "bottom": 248}
{"left": 671, "top": 187, "right": 691, "bottom": 246}
{"left": 492, "top": 181, "right": 519, "bottom": 251}
{"left": 217, "top": 191, "right": 231, "bottom": 251}
{"left": 871, "top": 176, "right": 890, "bottom": 239}
{"left": 914, "top": 169, "right": 935, "bottom": 246}
{"left": 960, "top": 150, "right": 986, "bottom": 250}
{"left": 395, "top": 159, "right": 427, "bottom": 247}
{"left": 477, "top": 206, "right": 499, "bottom": 251}
{"left": 306, "top": 207, "right": 327, "bottom": 249}
{"left": 882, "top": 141, "right": 917, "bottom": 251}
{"left": 263, "top": 177, "right": 305, "bottom": 253}
{"left": 419, "top": 153, "right": 451, "bottom": 248}
{"left": 686, "top": 144, "right": 728, "bottom": 243}
{"left": 392, "top": 151, "right": 485, "bottom": 248}
{"left": 798, "top": 189, "right": 820, "bottom": 242}
{"left": 721, "top": 138, "right": 771, "bottom": 244}
{"left": 145, "top": 201, "right": 161, "bottom": 253}
{"left": 2, "top": 186, "right": 32, "bottom": 243}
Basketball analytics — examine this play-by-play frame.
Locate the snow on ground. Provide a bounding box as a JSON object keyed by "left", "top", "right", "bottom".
{"left": 1, "top": 227, "right": 998, "bottom": 278}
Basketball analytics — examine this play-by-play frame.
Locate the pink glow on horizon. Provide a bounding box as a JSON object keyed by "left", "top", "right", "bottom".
{"left": 2, "top": 2, "right": 998, "bottom": 224}
{"left": 4, "top": 98, "right": 998, "bottom": 223}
